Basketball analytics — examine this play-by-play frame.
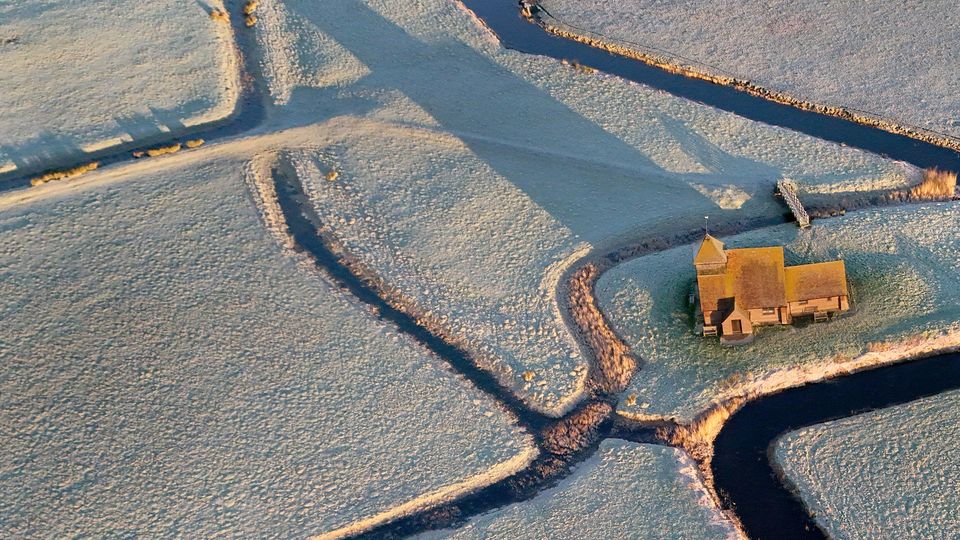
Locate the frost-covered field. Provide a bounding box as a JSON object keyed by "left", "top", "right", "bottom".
{"left": 0, "top": 0, "right": 239, "bottom": 174}
{"left": 0, "top": 156, "right": 533, "bottom": 538}
{"left": 539, "top": 0, "right": 960, "bottom": 138}
{"left": 420, "top": 439, "right": 735, "bottom": 539}
{"left": 252, "top": 0, "right": 911, "bottom": 415}
{"left": 775, "top": 390, "right": 960, "bottom": 539}
{"left": 597, "top": 203, "right": 960, "bottom": 420}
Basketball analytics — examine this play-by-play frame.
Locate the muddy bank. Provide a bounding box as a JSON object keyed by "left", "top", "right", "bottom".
{"left": 564, "top": 264, "right": 636, "bottom": 396}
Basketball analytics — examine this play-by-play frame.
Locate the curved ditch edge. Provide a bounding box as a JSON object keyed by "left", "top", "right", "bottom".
{"left": 0, "top": 4, "right": 268, "bottom": 193}
{"left": 526, "top": 3, "right": 960, "bottom": 157}
{"left": 713, "top": 349, "right": 960, "bottom": 540}
{"left": 268, "top": 154, "right": 550, "bottom": 431}
{"left": 259, "top": 153, "right": 684, "bottom": 538}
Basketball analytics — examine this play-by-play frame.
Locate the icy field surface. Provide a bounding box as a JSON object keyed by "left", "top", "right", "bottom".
{"left": 775, "top": 390, "right": 960, "bottom": 539}
{"left": 597, "top": 203, "right": 960, "bottom": 420}
{"left": 0, "top": 157, "right": 532, "bottom": 538}
{"left": 254, "top": 0, "right": 910, "bottom": 416}
{"left": 0, "top": 0, "right": 238, "bottom": 174}
{"left": 420, "top": 439, "right": 734, "bottom": 539}
{"left": 539, "top": 0, "right": 960, "bottom": 138}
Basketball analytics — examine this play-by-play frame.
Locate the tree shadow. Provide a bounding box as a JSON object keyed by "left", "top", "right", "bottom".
{"left": 1, "top": 98, "right": 227, "bottom": 179}
{"left": 292, "top": 0, "right": 788, "bottom": 241}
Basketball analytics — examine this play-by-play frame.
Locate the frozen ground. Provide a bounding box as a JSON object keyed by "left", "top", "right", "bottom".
{"left": 0, "top": 0, "right": 239, "bottom": 174}
{"left": 597, "top": 203, "right": 960, "bottom": 421}
{"left": 539, "top": 0, "right": 960, "bottom": 139}
{"left": 775, "top": 389, "right": 960, "bottom": 539}
{"left": 0, "top": 155, "right": 533, "bottom": 538}
{"left": 252, "top": 0, "right": 912, "bottom": 415}
{"left": 419, "top": 439, "right": 735, "bottom": 539}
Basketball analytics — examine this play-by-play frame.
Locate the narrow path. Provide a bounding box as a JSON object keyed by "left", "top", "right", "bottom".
{"left": 8, "top": 1, "right": 957, "bottom": 537}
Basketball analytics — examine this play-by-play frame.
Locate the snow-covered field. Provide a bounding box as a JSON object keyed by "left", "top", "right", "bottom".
{"left": 775, "top": 390, "right": 960, "bottom": 539}
{"left": 0, "top": 155, "right": 533, "bottom": 538}
{"left": 0, "top": 0, "right": 239, "bottom": 174}
{"left": 539, "top": 0, "right": 960, "bottom": 139}
{"left": 420, "top": 439, "right": 735, "bottom": 539}
{"left": 597, "top": 203, "right": 960, "bottom": 421}
{"left": 252, "top": 0, "right": 912, "bottom": 415}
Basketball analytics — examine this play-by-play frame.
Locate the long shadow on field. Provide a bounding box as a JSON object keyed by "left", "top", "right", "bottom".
{"left": 295, "top": 0, "right": 782, "bottom": 241}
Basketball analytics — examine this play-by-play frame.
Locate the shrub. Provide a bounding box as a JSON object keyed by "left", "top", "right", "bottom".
{"left": 890, "top": 167, "right": 958, "bottom": 202}
{"left": 145, "top": 143, "right": 182, "bottom": 157}
{"left": 325, "top": 170, "right": 339, "bottom": 181}
{"left": 31, "top": 162, "right": 99, "bottom": 186}
{"left": 909, "top": 168, "right": 957, "bottom": 200}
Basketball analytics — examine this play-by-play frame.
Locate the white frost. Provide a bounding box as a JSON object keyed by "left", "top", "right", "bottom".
{"left": 420, "top": 440, "right": 737, "bottom": 539}
{"left": 250, "top": 0, "right": 910, "bottom": 416}
{"left": 598, "top": 203, "right": 960, "bottom": 421}
{"left": 0, "top": 0, "right": 239, "bottom": 172}
{"left": 0, "top": 155, "right": 533, "bottom": 538}
{"left": 775, "top": 390, "right": 960, "bottom": 539}
{"left": 540, "top": 0, "right": 960, "bottom": 138}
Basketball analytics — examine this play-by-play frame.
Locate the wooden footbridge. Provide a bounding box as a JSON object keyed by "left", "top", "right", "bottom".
{"left": 776, "top": 179, "right": 810, "bottom": 228}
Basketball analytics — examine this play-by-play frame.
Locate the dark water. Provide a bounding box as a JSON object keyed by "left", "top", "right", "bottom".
{"left": 463, "top": 0, "right": 960, "bottom": 172}
{"left": 713, "top": 352, "right": 960, "bottom": 539}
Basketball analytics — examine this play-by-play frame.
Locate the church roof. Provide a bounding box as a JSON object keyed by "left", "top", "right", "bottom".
{"left": 784, "top": 261, "right": 849, "bottom": 302}
{"left": 697, "top": 246, "right": 787, "bottom": 311}
{"left": 727, "top": 247, "right": 787, "bottom": 308}
{"left": 694, "top": 234, "right": 726, "bottom": 265}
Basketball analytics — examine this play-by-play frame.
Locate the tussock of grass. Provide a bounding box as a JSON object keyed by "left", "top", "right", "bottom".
{"left": 560, "top": 58, "right": 597, "bottom": 74}
{"left": 245, "top": 14, "right": 257, "bottom": 27}
{"left": 910, "top": 168, "right": 957, "bottom": 199}
{"left": 890, "top": 167, "right": 958, "bottom": 201}
{"left": 147, "top": 143, "right": 182, "bottom": 157}
{"left": 185, "top": 139, "right": 205, "bottom": 148}
{"left": 209, "top": 9, "right": 229, "bottom": 23}
{"left": 30, "top": 162, "right": 99, "bottom": 186}
{"left": 325, "top": 170, "right": 339, "bottom": 181}
{"left": 243, "top": 1, "right": 258, "bottom": 15}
